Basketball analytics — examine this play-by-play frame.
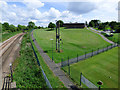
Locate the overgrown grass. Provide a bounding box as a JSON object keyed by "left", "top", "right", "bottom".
{"left": 62, "top": 47, "right": 118, "bottom": 88}
{"left": 33, "top": 28, "right": 110, "bottom": 63}
{"left": 30, "top": 35, "right": 66, "bottom": 88}
{"left": 2, "top": 31, "right": 22, "bottom": 42}
{"left": 13, "top": 33, "right": 47, "bottom": 88}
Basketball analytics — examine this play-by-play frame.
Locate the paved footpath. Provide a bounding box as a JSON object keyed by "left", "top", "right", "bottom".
{"left": 31, "top": 31, "right": 76, "bottom": 89}
{"left": 88, "top": 27, "right": 114, "bottom": 44}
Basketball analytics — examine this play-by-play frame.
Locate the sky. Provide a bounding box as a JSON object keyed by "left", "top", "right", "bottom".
{"left": 0, "top": 0, "right": 119, "bottom": 27}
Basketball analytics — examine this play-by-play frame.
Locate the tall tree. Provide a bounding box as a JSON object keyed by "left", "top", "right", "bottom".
{"left": 27, "top": 21, "right": 35, "bottom": 29}
{"left": 57, "top": 20, "right": 64, "bottom": 27}
{"left": 48, "top": 22, "right": 56, "bottom": 29}
{"left": 9, "top": 24, "right": 16, "bottom": 32}
{"left": 2, "top": 22, "right": 9, "bottom": 32}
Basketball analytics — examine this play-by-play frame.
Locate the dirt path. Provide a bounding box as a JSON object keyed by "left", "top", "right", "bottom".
{"left": 0, "top": 33, "right": 24, "bottom": 89}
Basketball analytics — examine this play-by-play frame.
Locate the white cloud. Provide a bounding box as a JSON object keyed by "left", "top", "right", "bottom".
{"left": 23, "top": 0, "right": 44, "bottom": 9}
{"left": 0, "top": 1, "right": 119, "bottom": 27}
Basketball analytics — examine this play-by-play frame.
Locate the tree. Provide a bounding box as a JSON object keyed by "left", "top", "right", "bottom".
{"left": 89, "top": 20, "right": 101, "bottom": 28}
{"left": 48, "top": 22, "right": 56, "bottom": 29}
{"left": 109, "top": 21, "right": 117, "bottom": 30}
{"left": 2, "top": 22, "right": 9, "bottom": 32}
{"left": 27, "top": 21, "right": 35, "bottom": 29}
{"left": 9, "top": 24, "right": 16, "bottom": 32}
{"left": 34, "top": 26, "right": 38, "bottom": 29}
{"left": 57, "top": 20, "right": 64, "bottom": 27}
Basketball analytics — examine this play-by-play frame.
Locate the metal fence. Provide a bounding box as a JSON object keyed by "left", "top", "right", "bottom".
{"left": 30, "top": 34, "right": 52, "bottom": 89}
{"left": 2, "top": 76, "right": 11, "bottom": 90}
{"left": 61, "top": 43, "right": 118, "bottom": 67}
{"left": 80, "top": 73, "right": 97, "bottom": 88}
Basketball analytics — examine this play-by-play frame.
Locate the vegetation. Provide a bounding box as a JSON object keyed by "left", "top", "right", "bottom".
{"left": 102, "top": 33, "right": 120, "bottom": 44}
{"left": 13, "top": 33, "right": 47, "bottom": 88}
{"left": 63, "top": 47, "right": 118, "bottom": 88}
{"left": 33, "top": 28, "right": 110, "bottom": 63}
{"left": 2, "top": 31, "right": 22, "bottom": 42}
{"left": 88, "top": 20, "right": 120, "bottom": 32}
{"left": 30, "top": 37, "right": 65, "bottom": 88}
{"left": 48, "top": 22, "right": 56, "bottom": 29}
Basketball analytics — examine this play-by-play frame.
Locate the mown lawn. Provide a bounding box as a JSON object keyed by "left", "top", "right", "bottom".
{"left": 63, "top": 47, "right": 118, "bottom": 88}
{"left": 33, "top": 28, "right": 110, "bottom": 63}
{"left": 30, "top": 33, "right": 65, "bottom": 88}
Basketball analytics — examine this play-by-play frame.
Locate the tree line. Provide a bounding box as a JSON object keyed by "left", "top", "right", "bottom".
{"left": 0, "top": 21, "right": 42, "bottom": 33}
{"left": 88, "top": 20, "right": 120, "bottom": 32}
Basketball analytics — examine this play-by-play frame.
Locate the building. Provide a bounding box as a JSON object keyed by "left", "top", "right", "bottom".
{"left": 63, "top": 23, "right": 85, "bottom": 28}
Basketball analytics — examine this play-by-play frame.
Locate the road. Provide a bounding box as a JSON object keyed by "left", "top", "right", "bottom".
{"left": 0, "top": 33, "right": 24, "bottom": 89}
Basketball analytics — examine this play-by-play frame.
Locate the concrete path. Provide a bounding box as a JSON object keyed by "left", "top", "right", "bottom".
{"left": 88, "top": 27, "right": 114, "bottom": 44}
{"left": 31, "top": 31, "right": 75, "bottom": 88}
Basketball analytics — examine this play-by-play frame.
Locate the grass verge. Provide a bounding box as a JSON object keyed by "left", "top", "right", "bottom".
{"left": 30, "top": 34, "right": 66, "bottom": 88}
{"left": 13, "top": 32, "right": 47, "bottom": 88}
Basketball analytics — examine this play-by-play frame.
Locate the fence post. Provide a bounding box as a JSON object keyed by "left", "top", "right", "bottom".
{"left": 61, "top": 58, "right": 63, "bottom": 67}
{"left": 77, "top": 54, "right": 78, "bottom": 62}
{"left": 97, "top": 48, "right": 99, "bottom": 54}
{"left": 68, "top": 57, "right": 70, "bottom": 75}
{"left": 91, "top": 49, "right": 93, "bottom": 57}
{"left": 85, "top": 52, "right": 86, "bottom": 58}
{"left": 99, "top": 86, "right": 101, "bottom": 90}
{"left": 107, "top": 45, "right": 109, "bottom": 50}
{"left": 80, "top": 72, "right": 82, "bottom": 86}
{"left": 9, "top": 63, "right": 13, "bottom": 82}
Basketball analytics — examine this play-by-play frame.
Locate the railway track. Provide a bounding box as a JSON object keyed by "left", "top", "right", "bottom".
{"left": 0, "top": 33, "right": 24, "bottom": 89}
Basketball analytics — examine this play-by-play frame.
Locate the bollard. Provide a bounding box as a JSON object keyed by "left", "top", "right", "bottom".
{"left": 97, "top": 48, "right": 99, "bottom": 54}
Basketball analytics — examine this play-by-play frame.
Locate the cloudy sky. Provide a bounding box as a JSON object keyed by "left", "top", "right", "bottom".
{"left": 0, "top": 0, "right": 119, "bottom": 27}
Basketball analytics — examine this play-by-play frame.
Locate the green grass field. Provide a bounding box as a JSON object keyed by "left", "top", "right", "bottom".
{"left": 63, "top": 47, "right": 118, "bottom": 88}
{"left": 30, "top": 34, "right": 65, "bottom": 88}
{"left": 33, "top": 28, "right": 110, "bottom": 63}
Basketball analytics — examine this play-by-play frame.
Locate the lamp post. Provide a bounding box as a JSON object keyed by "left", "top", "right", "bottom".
{"left": 9, "top": 63, "right": 13, "bottom": 82}
{"left": 50, "top": 39, "right": 53, "bottom": 62}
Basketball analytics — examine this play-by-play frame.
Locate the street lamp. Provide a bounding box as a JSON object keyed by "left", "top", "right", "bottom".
{"left": 9, "top": 63, "right": 13, "bottom": 82}
{"left": 50, "top": 39, "right": 54, "bottom": 62}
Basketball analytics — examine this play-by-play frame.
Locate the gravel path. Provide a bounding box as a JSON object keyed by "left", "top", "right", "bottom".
{"left": 31, "top": 31, "right": 76, "bottom": 88}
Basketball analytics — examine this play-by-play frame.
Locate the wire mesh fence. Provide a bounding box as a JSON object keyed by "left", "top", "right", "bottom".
{"left": 30, "top": 38, "right": 52, "bottom": 88}
{"left": 61, "top": 43, "right": 118, "bottom": 67}
{"left": 80, "top": 73, "right": 98, "bottom": 88}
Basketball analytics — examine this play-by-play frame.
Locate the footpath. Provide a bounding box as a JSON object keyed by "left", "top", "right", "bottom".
{"left": 31, "top": 31, "right": 76, "bottom": 89}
